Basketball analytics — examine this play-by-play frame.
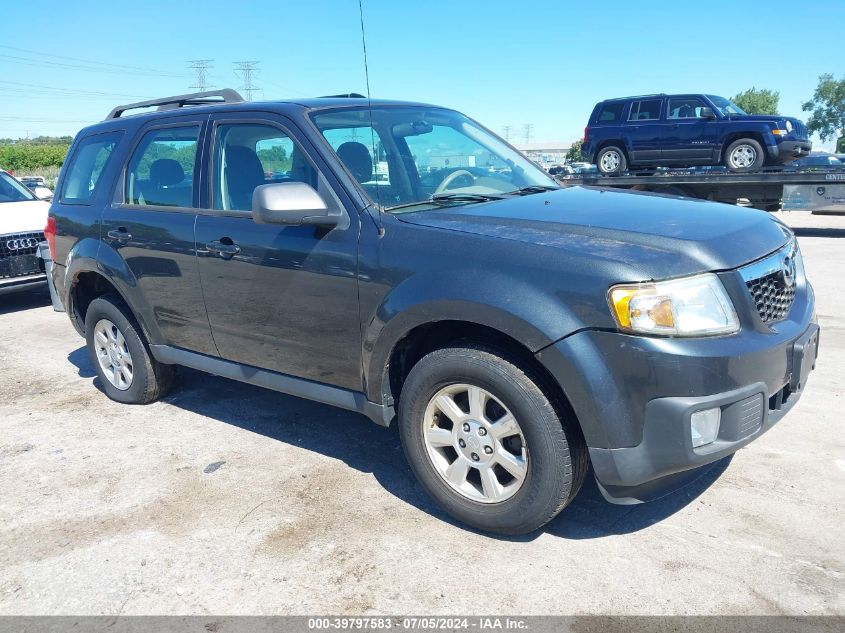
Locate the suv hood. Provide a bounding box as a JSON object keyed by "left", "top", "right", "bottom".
{"left": 726, "top": 114, "right": 804, "bottom": 125}
{"left": 0, "top": 199, "right": 50, "bottom": 236}
{"left": 398, "top": 187, "right": 791, "bottom": 278}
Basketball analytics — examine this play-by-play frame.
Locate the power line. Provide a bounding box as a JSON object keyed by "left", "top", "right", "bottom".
{"left": 233, "top": 61, "right": 260, "bottom": 100}
{"left": 0, "top": 53, "right": 187, "bottom": 78}
{"left": 188, "top": 60, "right": 214, "bottom": 91}
{"left": 0, "top": 79, "right": 148, "bottom": 99}
{"left": 0, "top": 44, "right": 187, "bottom": 74}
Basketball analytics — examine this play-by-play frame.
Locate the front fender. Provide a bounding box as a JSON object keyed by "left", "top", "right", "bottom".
{"left": 362, "top": 267, "right": 585, "bottom": 403}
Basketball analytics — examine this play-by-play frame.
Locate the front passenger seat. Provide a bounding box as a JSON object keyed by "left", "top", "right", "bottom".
{"left": 336, "top": 142, "right": 373, "bottom": 183}
{"left": 224, "top": 145, "right": 265, "bottom": 211}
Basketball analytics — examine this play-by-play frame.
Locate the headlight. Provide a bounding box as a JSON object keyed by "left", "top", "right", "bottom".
{"left": 786, "top": 120, "right": 793, "bottom": 133}
{"left": 608, "top": 273, "right": 739, "bottom": 337}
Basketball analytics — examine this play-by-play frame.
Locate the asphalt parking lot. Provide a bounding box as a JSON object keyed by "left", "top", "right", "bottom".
{"left": 0, "top": 212, "right": 843, "bottom": 616}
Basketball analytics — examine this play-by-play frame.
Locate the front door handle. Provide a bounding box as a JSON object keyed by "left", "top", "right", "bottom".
{"left": 205, "top": 239, "right": 241, "bottom": 259}
{"left": 107, "top": 228, "right": 132, "bottom": 244}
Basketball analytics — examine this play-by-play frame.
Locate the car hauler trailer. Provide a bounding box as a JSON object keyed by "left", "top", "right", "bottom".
{"left": 558, "top": 167, "right": 845, "bottom": 213}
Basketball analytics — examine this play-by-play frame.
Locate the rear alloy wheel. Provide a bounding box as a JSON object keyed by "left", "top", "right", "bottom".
{"left": 596, "top": 145, "right": 627, "bottom": 175}
{"left": 399, "top": 345, "right": 588, "bottom": 535}
{"left": 724, "top": 138, "right": 764, "bottom": 171}
{"left": 84, "top": 294, "right": 174, "bottom": 404}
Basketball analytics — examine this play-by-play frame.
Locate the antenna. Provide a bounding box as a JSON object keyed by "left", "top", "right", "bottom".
{"left": 188, "top": 59, "right": 213, "bottom": 91}
{"left": 358, "top": 0, "right": 383, "bottom": 228}
{"left": 233, "top": 61, "right": 260, "bottom": 100}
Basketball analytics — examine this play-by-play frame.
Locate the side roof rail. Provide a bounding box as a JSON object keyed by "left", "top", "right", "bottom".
{"left": 105, "top": 89, "right": 245, "bottom": 120}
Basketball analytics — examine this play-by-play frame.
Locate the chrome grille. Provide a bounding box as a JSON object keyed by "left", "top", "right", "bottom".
{"left": 793, "top": 120, "right": 808, "bottom": 140}
{"left": 740, "top": 241, "right": 799, "bottom": 324}
{"left": 0, "top": 231, "right": 45, "bottom": 279}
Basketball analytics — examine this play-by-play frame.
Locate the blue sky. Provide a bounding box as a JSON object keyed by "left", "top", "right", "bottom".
{"left": 1, "top": 0, "right": 843, "bottom": 149}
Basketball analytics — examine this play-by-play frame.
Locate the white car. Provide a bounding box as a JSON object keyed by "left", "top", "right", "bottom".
{"left": 0, "top": 170, "right": 51, "bottom": 296}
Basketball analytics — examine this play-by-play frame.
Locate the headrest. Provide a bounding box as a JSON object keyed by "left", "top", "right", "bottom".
{"left": 336, "top": 142, "right": 373, "bottom": 183}
{"left": 149, "top": 159, "right": 185, "bottom": 187}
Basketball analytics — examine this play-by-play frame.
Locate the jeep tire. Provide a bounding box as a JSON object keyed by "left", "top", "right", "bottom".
{"left": 724, "top": 138, "right": 765, "bottom": 171}
{"left": 596, "top": 145, "right": 627, "bottom": 175}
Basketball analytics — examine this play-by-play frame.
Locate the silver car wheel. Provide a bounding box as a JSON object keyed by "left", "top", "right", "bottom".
{"left": 93, "top": 318, "right": 133, "bottom": 391}
{"left": 600, "top": 150, "right": 621, "bottom": 172}
{"left": 729, "top": 144, "right": 757, "bottom": 169}
{"left": 422, "top": 383, "right": 528, "bottom": 504}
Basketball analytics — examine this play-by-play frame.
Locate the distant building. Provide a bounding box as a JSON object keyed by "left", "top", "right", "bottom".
{"left": 514, "top": 141, "right": 572, "bottom": 167}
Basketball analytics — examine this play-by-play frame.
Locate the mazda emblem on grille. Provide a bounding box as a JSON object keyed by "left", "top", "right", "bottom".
{"left": 6, "top": 238, "right": 39, "bottom": 250}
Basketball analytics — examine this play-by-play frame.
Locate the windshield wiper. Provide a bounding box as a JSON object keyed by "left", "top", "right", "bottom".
{"left": 386, "top": 192, "right": 505, "bottom": 212}
{"left": 430, "top": 192, "right": 506, "bottom": 203}
{"left": 507, "top": 185, "right": 560, "bottom": 196}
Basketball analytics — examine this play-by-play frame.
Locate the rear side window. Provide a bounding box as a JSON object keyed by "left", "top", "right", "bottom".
{"left": 597, "top": 102, "right": 624, "bottom": 122}
{"left": 628, "top": 99, "right": 662, "bottom": 121}
{"left": 60, "top": 131, "right": 122, "bottom": 204}
{"left": 125, "top": 126, "right": 200, "bottom": 208}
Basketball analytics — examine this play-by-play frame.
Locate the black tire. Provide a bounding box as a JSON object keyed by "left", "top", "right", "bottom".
{"left": 595, "top": 145, "right": 627, "bottom": 175}
{"left": 398, "top": 345, "right": 588, "bottom": 535}
{"left": 724, "top": 138, "right": 765, "bottom": 172}
{"left": 84, "top": 293, "right": 174, "bottom": 404}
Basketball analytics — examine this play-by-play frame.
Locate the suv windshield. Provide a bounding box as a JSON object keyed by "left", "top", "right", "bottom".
{"left": 0, "top": 172, "right": 37, "bottom": 203}
{"left": 706, "top": 95, "right": 748, "bottom": 116}
{"left": 312, "top": 107, "right": 557, "bottom": 212}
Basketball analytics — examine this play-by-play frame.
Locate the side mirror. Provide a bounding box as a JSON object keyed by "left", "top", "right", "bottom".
{"left": 252, "top": 182, "right": 338, "bottom": 227}
{"left": 699, "top": 107, "right": 716, "bottom": 120}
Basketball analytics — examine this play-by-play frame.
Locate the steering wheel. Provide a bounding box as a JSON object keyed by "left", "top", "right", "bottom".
{"left": 434, "top": 169, "right": 476, "bottom": 194}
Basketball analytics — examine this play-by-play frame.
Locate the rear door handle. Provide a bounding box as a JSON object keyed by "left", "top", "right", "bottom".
{"left": 107, "top": 228, "right": 132, "bottom": 244}
{"left": 205, "top": 239, "right": 241, "bottom": 259}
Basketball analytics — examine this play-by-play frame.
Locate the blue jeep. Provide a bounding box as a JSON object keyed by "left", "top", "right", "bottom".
{"left": 582, "top": 94, "right": 812, "bottom": 174}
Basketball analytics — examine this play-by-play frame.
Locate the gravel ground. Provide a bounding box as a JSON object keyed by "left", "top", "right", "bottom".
{"left": 0, "top": 212, "right": 843, "bottom": 615}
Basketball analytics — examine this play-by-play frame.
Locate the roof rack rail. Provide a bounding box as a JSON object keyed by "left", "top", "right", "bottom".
{"left": 105, "top": 89, "right": 244, "bottom": 120}
{"left": 319, "top": 93, "right": 366, "bottom": 99}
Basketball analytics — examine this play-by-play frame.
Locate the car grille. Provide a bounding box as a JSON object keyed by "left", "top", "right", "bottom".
{"left": 0, "top": 231, "right": 45, "bottom": 280}
{"left": 739, "top": 241, "right": 798, "bottom": 324}
{"left": 793, "top": 120, "right": 808, "bottom": 139}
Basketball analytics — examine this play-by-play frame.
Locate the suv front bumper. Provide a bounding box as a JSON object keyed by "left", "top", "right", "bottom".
{"left": 536, "top": 295, "right": 818, "bottom": 503}
{"left": 769, "top": 140, "right": 812, "bottom": 162}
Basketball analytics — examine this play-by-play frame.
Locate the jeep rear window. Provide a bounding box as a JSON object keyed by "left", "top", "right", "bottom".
{"left": 60, "top": 131, "right": 122, "bottom": 205}
{"left": 628, "top": 99, "right": 662, "bottom": 121}
{"left": 597, "top": 102, "right": 624, "bottom": 122}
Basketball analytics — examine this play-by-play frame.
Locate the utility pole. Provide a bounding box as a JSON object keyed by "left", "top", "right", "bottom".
{"left": 233, "top": 61, "right": 260, "bottom": 100}
{"left": 523, "top": 123, "right": 534, "bottom": 145}
{"left": 502, "top": 125, "right": 512, "bottom": 141}
{"left": 188, "top": 60, "right": 213, "bottom": 91}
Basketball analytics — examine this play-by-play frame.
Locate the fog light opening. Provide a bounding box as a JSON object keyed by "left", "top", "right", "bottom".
{"left": 691, "top": 408, "right": 721, "bottom": 448}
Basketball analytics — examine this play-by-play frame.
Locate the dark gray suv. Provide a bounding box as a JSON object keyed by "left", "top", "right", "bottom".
{"left": 46, "top": 90, "right": 819, "bottom": 535}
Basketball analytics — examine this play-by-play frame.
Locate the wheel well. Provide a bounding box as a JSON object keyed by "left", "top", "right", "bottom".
{"left": 70, "top": 271, "right": 119, "bottom": 333}
{"left": 721, "top": 132, "right": 765, "bottom": 159}
{"left": 385, "top": 321, "right": 584, "bottom": 442}
{"left": 596, "top": 140, "right": 628, "bottom": 160}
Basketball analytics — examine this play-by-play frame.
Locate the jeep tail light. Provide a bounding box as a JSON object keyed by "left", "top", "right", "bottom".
{"left": 44, "top": 216, "right": 57, "bottom": 261}
{"left": 584, "top": 126, "right": 589, "bottom": 143}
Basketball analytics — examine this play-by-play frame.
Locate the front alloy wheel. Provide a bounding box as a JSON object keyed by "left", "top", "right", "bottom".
{"left": 729, "top": 144, "right": 757, "bottom": 169}
{"left": 423, "top": 383, "right": 527, "bottom": 503}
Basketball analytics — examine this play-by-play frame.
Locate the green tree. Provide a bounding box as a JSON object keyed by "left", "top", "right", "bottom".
{"left": 838, "top": 137, "right": 845, "bottom": 153}
{"left": 732, "top": 87, "right": 780, "bottom": 115}
{"left": 802, "top": 73, "right": 845, "bottom": 146}
{"left": 566, "top": 139, "right": 584, "bottom": 163}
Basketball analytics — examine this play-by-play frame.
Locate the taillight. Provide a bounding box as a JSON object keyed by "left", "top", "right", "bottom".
{"left": 44, "top": 216, "right": 57, "bottom": 261}
{"left": 584, "top": 126, "right": 589, "bottom": 143}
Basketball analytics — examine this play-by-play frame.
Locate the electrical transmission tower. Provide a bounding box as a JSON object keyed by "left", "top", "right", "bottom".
{"left": 234, "top": 61, "right": 260, "bottom": 100}
{"left": 502, "top": 125, "right": 512, "bottom": 141}
{"left": 188, "top": 60, "right": 213, "bottom": 91}
{"left": 523, "top": 123, "right": 534, "bottom": 144}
